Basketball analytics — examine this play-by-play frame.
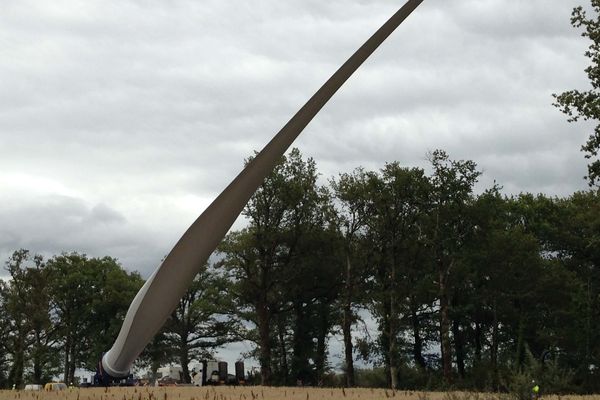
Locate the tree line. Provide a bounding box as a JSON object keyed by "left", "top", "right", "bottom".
{"left": 217, "top": 148, "right": 599, "bottom": 393}
{"left": 1, "top": 148, "right": 598, "bottom": 393}
{"left": 3, "top": 0, "right": 600, "bottom": 392}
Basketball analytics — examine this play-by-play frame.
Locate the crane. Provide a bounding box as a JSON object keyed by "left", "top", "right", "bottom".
{"left": 95, "top": 0, "right": 424, "bottom": 385}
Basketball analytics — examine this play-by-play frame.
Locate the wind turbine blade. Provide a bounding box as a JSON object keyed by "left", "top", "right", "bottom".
{"left": 101, "top": 0, "right": 424, "bottom": 378}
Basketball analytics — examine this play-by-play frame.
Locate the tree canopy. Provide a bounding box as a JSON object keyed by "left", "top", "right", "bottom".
{"left": 554, "top": 1, "right": 600, "bottom": 186}
{"left": 1, "top": 148, "right": 599, "bottom": 393}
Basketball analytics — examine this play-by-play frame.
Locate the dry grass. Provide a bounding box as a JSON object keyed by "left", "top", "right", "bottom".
{"left": 0, "top": 388, "right": 597, "bottom": 400}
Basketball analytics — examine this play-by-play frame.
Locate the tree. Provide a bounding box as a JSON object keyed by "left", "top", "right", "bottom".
{"left": 459, "top": 191, "right": 545, "bottom": 387}
{"left": 46, "top": 253, "right": 142, "bottom": 383}
{"left": 137, "top": 330, "right": 175, "bottom": 383}
{"left": 83, "top": 256, "right": 144, "bottom": 371}
{"left": 331, "top": 168, "right": 372, "bottom": 387}
{"left": 219, "top": 149, "right": 328, "bottom": 385}
{"left": 23, "top": 255, "right": 59, "bottom": 384}
{"left": 553, "top": 2, "right": 600, "bottom": 186}
{"left": 3, "top": 250, "right": 59, "bottom": 388}
{"left": 427, "top": 150, "right": 481, "bottom": 384}
{"left": 541, "top": 191, "right": 600, "bottom": 391}
{"left": 164, "top": 264, "right": 240, "bottom": 383}
{"left": 363, "top": 163, "right": 432, "bottom": 389}
{"left": 0, "top": 280, "right": 10, "bottom": 388}
{"left": 4, "top": 250, "right": 33, "bottom": 389}
{"left": 46, "top": 253, "right": 95, "bottom": 383}
{"left": 219, "top": 228, "right": 277, "bottom": 383}
{"left": 285, "top": 220, "right": 341, "bottom": 386}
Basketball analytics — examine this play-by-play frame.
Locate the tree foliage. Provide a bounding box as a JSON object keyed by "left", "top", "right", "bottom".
{"left": 554, "top": 1, "right": 600, "bottom": 186}
{"left": 163, "top": 264, "right": 240, "bottom": 383}
{"left": 1, "top": 150, "right": 598, "bottom": 393}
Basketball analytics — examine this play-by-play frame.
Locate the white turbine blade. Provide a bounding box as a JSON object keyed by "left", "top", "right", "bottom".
{"left": 101, "top": 0, "right": 424, "bottom": 378}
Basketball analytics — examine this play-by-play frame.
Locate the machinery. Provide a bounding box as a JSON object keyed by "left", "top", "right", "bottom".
{"left": 152, "top": 360, "right": 245, "bottom": 386}
{"left": 95, "top": 0, "right": 424, "bottom": 385}
{"left": 201, "top": 360, "right": 245, "bottom": 385}
{"left": 156, "top": 365, "right": 184, "bottom": 386}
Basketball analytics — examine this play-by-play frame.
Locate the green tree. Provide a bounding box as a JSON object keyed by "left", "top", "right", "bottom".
{"left": 219, "top": 148, "right": 332, "bottom": 385}
{"left": 542, "top": 191, "right": 600, "bottom": 391}
{"left": 4, "top": 250, "right": 33, "bottom": 388}
{"left": 460, "top": 191, "right": 546, "bottom": 388}
{"left": 457, "top": 192, "right": 584, "bottom": 391}
{"left": 331, "top": 168, "right": 372, "bottom": 387}
{"left": 553, "top": 2, "right": 600, "bottom": 186}
{"left": 427, "top": 150, "right": 481, "bottom": 384}
{"left": 456, "top": 187, "right": 508, "bottom": 388}
{"left": 24, "top": 255, "right": 59, "bottom": 384}
{"left": 285, "top": 221, "right": 341, "bottom": 386}
{"left": 164, "top": 264, "right": 240, "bottom": 383}
{"left": 47, "top": 253, "right": 96, "bottom": 383}
{"left": 84, "top": 256, "right": 144, "bottom": 371}
{"left": 137, "top": 330, "right": 175, "bottom": 382}
{"left": 360, "top": 163, "right": 432, "bottom": 389}
{"left": 46, "top": 253, "right": 142, "bottom": 383}
{"left": 0, "top": 280, "right": 10, "bottom": 388}
{"left": 3, "top": 249, "right": 59, "bottom": 388}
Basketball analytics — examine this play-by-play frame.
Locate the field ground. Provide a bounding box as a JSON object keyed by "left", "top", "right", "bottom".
{"left": 0, "top": 387, "right": 599, "bottom": 400}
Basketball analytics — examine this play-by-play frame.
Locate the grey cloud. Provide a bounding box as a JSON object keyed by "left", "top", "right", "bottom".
{"left": 1, "top": 0, "right": 595, "bottom": 365}
{"left": 88, "top": 203, "right": 126, "bottom": 224}
{"left": 0, "top": 0, "right": 593, "bottom": 274}
{"left": 0, "top": 194, "right": 168, "bottom": 277}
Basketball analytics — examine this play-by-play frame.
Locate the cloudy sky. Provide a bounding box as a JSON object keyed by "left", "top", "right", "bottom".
{"left": 0, "top": 0, "right": 595, "bottom": 368}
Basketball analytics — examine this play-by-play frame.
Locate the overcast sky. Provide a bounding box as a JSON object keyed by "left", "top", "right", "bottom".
{"left": 0, "top": 0, "right": 595, "bottom": 367}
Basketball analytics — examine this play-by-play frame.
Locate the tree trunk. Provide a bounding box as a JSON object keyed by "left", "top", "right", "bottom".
{"left": 474, "top": 321, "right": 482, "bottom": 363}
{"left": 67, "top": 338, "right": 76, "bottom": 385}
{"left": 452, "top": 318, "right": 465, "bottom": 379}
{"left": 410, "top": 299, "right": 426, "bottom": 370}
{"left": 151, "top": 360, "right": 160, "bottom": 385}
{"left": 491, "top": 300, "right": 499, "bottom": 389}
{"left": 277, "top": 316, "right": 289, "bottom": 385}
{"left": 179, "top": 339, "right": 190, "bottom": 383}
{"left": 31, "top": 331, "right": 42, "bottom": 384}
{"left": 342, "top": 302, "right": 355, "bottom": 387}
{"left": 10, "top": 354, "right": 24, "bottom": 389}
{"left": 68, "top": 356, "right": 76, "bottom": 386}
{"left": 292, "top": 301, "right": 311, "bottom": 385}
{"left": 315, "top": 302, "right": 329, "bottom": 386}
{"left": 33, "top": 347, "right": 42, "bottom": 384}
{"left": 439, "top": 262, "right": 452, "bottom": 383}
{"left": 381, "top": 298, "right": 392, "bottom": 389}
{"left": 515, "top": 312, "right": 526, "bottom": 369}
{"left": 8, "top": 334, "right": 24, "bottom": 388}
{"left": 63, "top": 333, "right": 71, "bottom": 384}
{"left": 342, "top": 254, "right": 355, "bottom": 387}
{"left": 389, "top": 286, "right": 398, "bottom": 389}
{"left": 257, "top": 302, "right": 272, "bottom": 385}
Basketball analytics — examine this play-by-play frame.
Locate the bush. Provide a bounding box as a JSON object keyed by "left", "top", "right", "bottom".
{"left": 354, "top": 367, "right": 388, "bottom": 388}
{"left": 504, "top": 348, "right": 574, "bottom": 399}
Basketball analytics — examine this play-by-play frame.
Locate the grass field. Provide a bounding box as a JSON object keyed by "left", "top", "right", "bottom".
{"left": 0, "top": 387, "right": 598, "bottom": 400}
